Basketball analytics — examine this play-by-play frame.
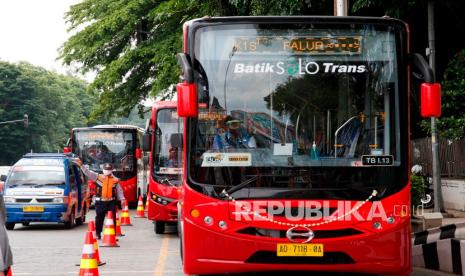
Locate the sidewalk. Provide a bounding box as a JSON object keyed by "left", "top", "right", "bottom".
{"left": 412, "top": 267, "right": 457, "bottom": 275}
{"left": 443, "top": 209, "right": 465, "bottom": 226}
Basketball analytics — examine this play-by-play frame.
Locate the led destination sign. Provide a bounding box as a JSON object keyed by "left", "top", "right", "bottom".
{"left": 233, "top": 36, "right": 362, "bottom": 55}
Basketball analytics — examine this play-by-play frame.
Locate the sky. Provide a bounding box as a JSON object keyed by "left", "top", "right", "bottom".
{"left": 0, "top": 0, "right": 81, "bottom": 76}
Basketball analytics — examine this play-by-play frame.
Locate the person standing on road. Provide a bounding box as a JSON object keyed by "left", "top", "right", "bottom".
{"left": 0, "top": 195, "right": 13, "bottom": 276}
{"left": 76, "top": 159, "right": 125, "bottom": 239}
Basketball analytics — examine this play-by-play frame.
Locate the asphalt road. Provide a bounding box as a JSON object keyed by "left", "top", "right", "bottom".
{"left": 5, "top": 209, "right": 452, "bottom": 276}
{"left": 7, "top": 209, "right": 183, "bottom": 276}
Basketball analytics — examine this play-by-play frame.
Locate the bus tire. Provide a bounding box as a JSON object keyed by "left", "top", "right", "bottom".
{"left": 65, "top": 208, "right": 75, "bottom": 229}
{"left": 179, "top": 221, "right": 184, "bottom": 262}
{"left": 5, "top": 222, "right": 15, "bottom": 230}
{"left": 155, "top": 221, "right": 165, "bottom": 234}
{"left": 22, "top": 222, "right": 30, "bottom": 227}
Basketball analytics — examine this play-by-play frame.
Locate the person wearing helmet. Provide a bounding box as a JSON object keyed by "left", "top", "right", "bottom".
{"left": 76, "top": 159, "right": 125, "bottom": 239}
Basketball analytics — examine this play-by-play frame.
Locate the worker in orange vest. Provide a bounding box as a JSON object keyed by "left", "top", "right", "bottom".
{"left": 76, "top": 159, "right": 126, "bottom": 239}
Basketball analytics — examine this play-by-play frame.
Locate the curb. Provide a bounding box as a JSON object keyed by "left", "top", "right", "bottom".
{"left": 413, "top": 223, "right": 465, "bottom": 245}
{"left": 412, "top": 238, "right": 464, "bottom": 275}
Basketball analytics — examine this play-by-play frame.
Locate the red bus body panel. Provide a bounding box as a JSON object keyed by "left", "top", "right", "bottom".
{"left": 147, "top": 101, "right": 181, "bottom": 223}
{"left": 120, "top": 176, "right": 138, "bottom": 203}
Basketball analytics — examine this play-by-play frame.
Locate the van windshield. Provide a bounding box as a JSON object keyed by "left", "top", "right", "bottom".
{"left": 7, "top": 166, "right": 65, "bottom": 187}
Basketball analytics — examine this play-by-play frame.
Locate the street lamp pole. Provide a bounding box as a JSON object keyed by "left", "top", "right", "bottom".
{"left": 0, "top": 114, "right": 29, "bottom": 126}
{"left": 427, "top": 0, "right": 444, "bottom": 212}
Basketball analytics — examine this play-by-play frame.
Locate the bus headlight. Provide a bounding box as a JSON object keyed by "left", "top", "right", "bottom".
{"left": 3, "top": 197, "right": 15, "bottom": 203}
{"left": 151, "top": 192, "right": 174, "bottom": 206}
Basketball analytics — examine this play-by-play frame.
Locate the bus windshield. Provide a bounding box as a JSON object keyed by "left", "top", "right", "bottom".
{"left": 188, "top": 22, "right": 408, "bottom": 200}
{"left": 74, "top": 129, "right": 135, "bottom": 178}
{"left": 153, "top": 108, "right": 183, "bottom": 185}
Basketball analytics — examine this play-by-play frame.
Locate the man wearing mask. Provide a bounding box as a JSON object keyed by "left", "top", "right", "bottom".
{"left": 76, "top": 159, "right": 125, "bottom": 239}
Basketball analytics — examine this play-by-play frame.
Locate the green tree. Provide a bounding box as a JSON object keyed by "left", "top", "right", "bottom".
{"left": 0, "top": 62, "right": 93, "bottom": 164}
{"left": 60, "top": 0, "right": 231, "bottom": 120}
{"left": 60, "top": 0, "right": 336, "bottom": 120}
{"left": 421, "top": 49, "right": 465, "bottom": 139}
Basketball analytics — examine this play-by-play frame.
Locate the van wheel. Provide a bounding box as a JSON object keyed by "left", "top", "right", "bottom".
{"left": 155, "top": 221, "right": 165, "bottom": 234}
{"left": 65, "top": 209, "right": 76, "bottom": 229}
{"left": 5, "top": 222, "right": 15, "bottom": 230}
{"left": 81, "top": 205, "right": 87, "bottom": 223}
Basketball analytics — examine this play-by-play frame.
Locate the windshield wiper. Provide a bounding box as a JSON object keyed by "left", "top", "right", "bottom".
{"left": 160, "top": 178, "right": 175, "bottom": 187}
{"left": 35, "top": 183, "right": 65, "bottom": 187}
{"left": 220, "top": 175, "right": 259, "bottom": 198}
{"left": 15, "top": 183, "right": 37, "bottom": 187}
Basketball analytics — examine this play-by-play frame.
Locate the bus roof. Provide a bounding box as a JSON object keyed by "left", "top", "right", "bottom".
{"left": 185, "top": 16, "right": 405, "bottom": 25}
{"left": 22, "top": 153, "right": 72, "bottom": 159}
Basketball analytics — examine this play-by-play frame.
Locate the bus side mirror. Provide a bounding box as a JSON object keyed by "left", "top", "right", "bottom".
{"left": 177, "top": 82, "right": 198, "bottom": 117}
{"left": 421, "top": 83, "right": 441, "bottom": 118}
{"left": 135, "top": 148, "right": 143, "bottom": 159}
{"left": 177, "top": 53, "right": 193, "bottom": 83}
{"left": 411, "top": 53, "right": 442, "bottom": 118}
{"left": 142, "top": 132, "right": 151, "bottom": 152}
{"left": 63, "top": 147, "right": 71, "bottom": 153}
{"left": 0, "top": 175, "right": 6, "bottom": 182}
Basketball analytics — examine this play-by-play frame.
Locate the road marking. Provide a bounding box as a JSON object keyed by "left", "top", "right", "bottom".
{"left": 153, "top": 236, "right": 170, "bottom": 276}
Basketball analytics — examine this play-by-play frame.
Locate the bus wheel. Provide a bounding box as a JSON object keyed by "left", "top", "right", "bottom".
{"left": 22, "top": 222, "right": 30, "bottom": 227}
{"left": 155, "top": 221, "right": 165, "bottom": 234}
{"left": 5, "top": 222, "right": 15, "bottom": 230}
{"left": 179, "top": 222, "right": 183, "bottom": 262}
{"left": 65, "top": 209, "right": 76, "bottom": 229}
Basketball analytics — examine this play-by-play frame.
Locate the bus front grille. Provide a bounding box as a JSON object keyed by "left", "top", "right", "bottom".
{"left": 237, "top": 227, "right": 363, "bottom": 239}
{"left": 245, "top": 251, "right": 355, "bottom": 264}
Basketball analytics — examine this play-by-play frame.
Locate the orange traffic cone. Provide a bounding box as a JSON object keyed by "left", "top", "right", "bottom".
{"left": 88, "top": 221, "right": 106, "bottom": 266}
{"left": 115, "top": 206, "right": 125, "bottom": 236}
{"left": 145, "top": 194, "right": 150, "bottom": 212}
{"left": 100, "top": 211, "right": 119, "bottom": 247}
{"left": 78, "top": 231, "right": 99, "bottom": 276}
{"left": 135, "top": 195, "right": 146, "bottom": 218}
{"left": 120, "top": 202, "right": 132, "bottom": 226}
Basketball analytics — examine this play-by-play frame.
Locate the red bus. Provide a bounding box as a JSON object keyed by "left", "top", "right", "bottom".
{"left": 175, "top": 16, "right": 440, "bottom": 275}
{"left": 143, "top": 101, "right": 183, "bottom": 234}
{"left": 66, "top": 125, "right": 144, "bottom": 205}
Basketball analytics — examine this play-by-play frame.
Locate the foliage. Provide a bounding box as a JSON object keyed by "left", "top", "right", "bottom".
{"left": 351, "top": 0, "right": 418, "bottom": 17}
{"left": 0, "top": 62, "right": 93, "bottom": 165}
{"left": 60, "top": 0, "right": 336, "bottom": 121}
{"left": 421, "top": 49, "right": 465, "bottom": 139}
{"left": 410, "top": 174, "right": 424, "bottom": 208}
{"left": 60, "top": 0, "right": 229, "bottom": 120}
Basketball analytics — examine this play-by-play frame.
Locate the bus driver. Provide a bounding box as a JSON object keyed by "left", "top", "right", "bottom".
{"left": 212, "top": 116, "right": 256, "bottom": 151}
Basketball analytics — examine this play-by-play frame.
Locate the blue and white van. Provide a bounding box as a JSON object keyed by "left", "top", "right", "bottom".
{"left": 1, "top": 153, "right": 89, "bottom": 230}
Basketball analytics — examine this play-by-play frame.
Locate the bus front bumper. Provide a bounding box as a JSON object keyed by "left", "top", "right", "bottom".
{"left": 147, "top": 198, "right": 178, "bottom": 222}
{"left": 182, "top": 218, "right": 411, "bottom": 275}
